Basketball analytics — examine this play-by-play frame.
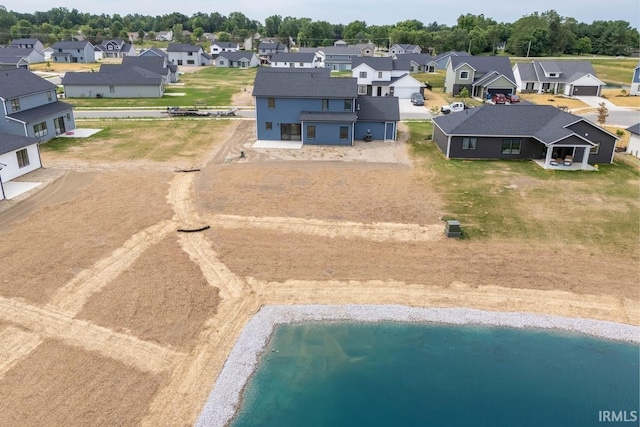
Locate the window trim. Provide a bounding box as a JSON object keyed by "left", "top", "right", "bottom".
{"left": 459, "top": 70, "right": 470, "bottom": 80}
{"left": 462, "top": 137, "right": 477, "bottom": 150}
{"left": 359, "top": 71, "right": 367, "bottom": 78}
{"left": 33, "top": 121, "right": 48, "bottom": 138}
{"left": 590, "top": 142, "right": 600, "bottom": 155}
{"left": 16, "top": 148, "right": 29, "bottom": 168}
{"left": 307, "top": 125, "right": 316, "bottom": 140}
{"left": 10, "top": 98, "right": 20, "bottom": 112}
{"left": 343, "top": 99, "right": 351, "bottom": 111}
{"left": 265, "top": 122, "right": 272, "bottom": 131}
{"left": 322, "top": 99, "right": 329, "bottom": 110}
{"left": 268, "top": 98, "right": 275, "bottom": 109}
{"left": 339, "top": 126, "right": 349, "bottom": 140}
{"left": 501, "top": 139, "right": 521, "bottom": 155}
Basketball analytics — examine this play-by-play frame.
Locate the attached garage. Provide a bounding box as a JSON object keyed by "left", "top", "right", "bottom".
{"left": 572, "top": 86, "right": 599, "bottom": 96}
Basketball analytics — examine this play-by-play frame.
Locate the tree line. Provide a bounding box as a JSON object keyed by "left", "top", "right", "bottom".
{"left": 1, "top": 6, "right": 638, "bottom": 57}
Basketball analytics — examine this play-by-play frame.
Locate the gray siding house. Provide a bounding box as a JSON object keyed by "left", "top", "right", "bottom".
{"left": 215, "top": 51, "right": 259, "bottom": 68}
{"left": 94, "top": 39, "right": 137, "bottom": 58}
{"left": 433, "top": 51, "right": 471, "bottom": 70}
{"left": 167, "top": 44, "right": 212, "bottom": 66}
{"left": 444, "top": 56, "right": 516, "bottom": 98}
{"left": 257, "top": 41, "right": 288, "bottom": 64}
{"left": 62, "top": 65, "right": 165, "bottom": 98}
{"left": 432, "top": 104, "right": 616, "bottom": 169}
{"left": 389, "top": 44, "right": 422, "bottom": 55}
{"left": 320, "top": 46, "right": 362, "bottom": 72}
{"left": 394, "top": 53, "right": 437, "bottom": 73}
{"left": 138, "top": 47, "right": 178, "bottom": 82}
{"left": 51, "top": 41, "right": 95, "bottom": 63}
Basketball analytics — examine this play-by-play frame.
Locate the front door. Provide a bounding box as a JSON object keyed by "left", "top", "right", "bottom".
{"left": 281, "top": 124, "right": 301, "bottom": 141}
{"left": 376, "top": 87, "right": 382, "bottom": 96}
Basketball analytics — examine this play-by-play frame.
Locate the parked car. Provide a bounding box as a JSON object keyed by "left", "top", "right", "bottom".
{"left": 491, "top": 93, "right": 507, "bottom": 104}
{"left": 411, "top": 92, "right": 425, "bottom": 106}
{"left": 506, "top": 94, "right": 520, "bottom": 103}
{"left": 440, "top": 101, "right": 470, "bottom": 114}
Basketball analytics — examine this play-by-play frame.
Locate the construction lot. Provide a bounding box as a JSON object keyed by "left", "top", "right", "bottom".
{"left": 0, "top": 119, "right": 638, "bottom": 425}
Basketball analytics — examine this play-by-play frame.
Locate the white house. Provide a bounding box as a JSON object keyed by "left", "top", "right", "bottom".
{"left": 215, "top": 52, "right": 259, "bottom": 68}
{"left": 351, "top": 57, "right": 424, "bottom": 98}
{"left": 513, "top": 61, "right": 605, "bottom": 96}
{"left": 0, "top": 134, "right": 42, "bottom": 199}
{"left": 166, "top": 43, "right": 212, "bottom": 66}
{"left": 626, "top": 123, "right": 640, "bottom": 158}
{"left": 210, "top": 41, "right": 239, "bottom": 57}
{"left": 269, "top": 52, "right": 320, "bottom": 68}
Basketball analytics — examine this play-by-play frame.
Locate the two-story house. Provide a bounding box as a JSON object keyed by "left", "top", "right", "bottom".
{"left": 8, "top": 38, "right": 45, "bottom": 64}
{"left": 393, "top": 53, "right": 437, "bottom": 73}
{"left": 210, "top": 41, "right": 240, "bottom": 58}
{"left": 0, "top": 69, "right": 76, "bottom": 198}
{"left": 252, "top": 68, "right": 399, "bottom": 145}
{"left": 155, "top": 31, "right": 173, "bottom": 42}
{"left": 319, "top": 46, "right": 362, "bottom": 72}
{"left": 166, "top": 43, "right": 212, "bottom": 66}
{"left": 139, "top": 47, "right": 179, "bottom": 82}
{"left": 51, "top": 41, "right": 96, "bottom": 63}
{"left": 10, "top": 38, "right": 45, "bottom": 52}
{"left": 257, "top": 41, "right": 288, "bottom": 64}
{"left": 94, "top": 39, "right": 136, "bottom": 59}
{"left": 389, "top": 44, "right": 422, "bottom": 55}
{"left": 631, "top": 61, "right": 640, "bottom": 96}
{"left": 269, "top": 52, "right": 320, "bottom": 68}
{"left": 513, "top": 61, "right": 605, "bottom": 96}
{"left": 444, "top": 56, "right": 516, "bottom": 99}
{"left": 351, "top": 57, "right": 424, "bottom": 98}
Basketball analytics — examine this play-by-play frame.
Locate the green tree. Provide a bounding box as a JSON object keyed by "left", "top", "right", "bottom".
{"left": 264, "top": 15, "right": 282, "bottom": 37}
{"left": 343, "top": 20, "right": 367, "bottom": 43}
{"left": 574, "top": 36, "right": 592, "bottom": 55}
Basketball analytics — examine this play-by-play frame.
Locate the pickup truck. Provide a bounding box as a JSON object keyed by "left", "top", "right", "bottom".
{"left": 440, "top": 101, "right": 469, "bottom": 114}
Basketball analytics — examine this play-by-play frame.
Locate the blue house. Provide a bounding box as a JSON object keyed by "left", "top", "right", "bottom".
{"left": 319, "top": 46, "right": 362, "bottom": 72}
{"left": 51, "top": 41, "right": 96, "bottom": 63}
{"left": 252, "top": 68, "right": 399, "bottom": 145}
{"left": 631, "top": 61, "right": 640, "bottom": 96}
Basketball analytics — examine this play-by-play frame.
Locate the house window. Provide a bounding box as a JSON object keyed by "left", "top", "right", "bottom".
{"left": 307, "top": 125, "right": 316, "bottom": 140}
{"left": 33, "top": 122, "right": 48, "bottom": 138}
{"left": 268, "top": 98, "right": 275, "bottom": 109}
{"left": 10, "top": 98, "right": 20, "bottom": 112}
{"left": 219, "top": 60, "right": 224, "bottom": 65}
{"left": 344, "top": 99, "right": 351, "bottom": 111}
{"left": 187, "top": 60, "right": 195, "bottom": 65}
{"left": 16, "top": 148, "right": 29, "bottom": 168}
{"left": 358, "top": 85, "right": 367, "bottom": 95}
{"left": 359, "top": 71, "right": 367, "bottom": 78}
{"left": 177, "top": 60, "right": 183, "bottom": 65}
{"left": 109, "top": 86, "right": 115, "bottom": 93}
{"left": 378, "top": 71, "right": 382, "bottom": 78}
{"left": 339, "top": 126, "right": 349, "bottom": 140}
{"left": 299, "top": 62, "right": 304, "bottom": 66}
{"left": 321, "top": 99, "right": 328, "bottom": 110}
{"left": 47, "top": 91, "right": 52, "bottom": 102}
{"left": 459, "top": 70, "right": 469, "bottom": 80}
{"left": 502, "top": 139, "right": 521, "bottom": 154}
{"left": 590, "top": 142, "right": 600, "bottom": 154}
{"left": 462, "top": 137, "right": 477, "bottom": 150}
{"left": 188, "top": 52, "right": 193, "bottom": 56}
{"left": 266, "top": 122, "right": 272, "bottom": 131}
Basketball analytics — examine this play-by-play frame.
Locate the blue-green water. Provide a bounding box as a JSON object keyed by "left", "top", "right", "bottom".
{"left": 230, "top": 322, "right": 639, "bottom": 427}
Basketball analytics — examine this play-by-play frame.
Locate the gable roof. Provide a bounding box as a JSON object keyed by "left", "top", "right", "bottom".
{"left": 11, "top": 38, "right": 41, "bottom": 46}
{"left": 0, "top": 132, "right": 38, "bottom": 155}
{"left": 218, "top": 51, "right": 256, "bottom": 62}
{"left": 270, "top": 52, "right": 317, "bottom": 63}
{"left": 166, "top": 43, "right": 202, "bottom": 53}
{"left": 62, "top": 67, "right": 163, "bottom": 86}
{"left": 434, "top": 51, "right": 471, "bottom": 61}
{"left": 320, "top": 46, "right": 362, "bottom": 56}
{"left": 352, "top": 57, "right": 394, "bottom": 71}
{"left": 433, "top": 104, "right": 613, "bottom": 145}
{"left": 0, "top": 68, "right": 56, "bottom": 99}
{"left": 212, "top": 41, "right": 238, "bottom": 49}
{"left": 356, "top": 96, "right": 400, "bottom": 121}
{"left": 515, "top": 60, "right": 602, "bottom": 84}
{"left": 52, "top": 41, "right": 92, "bottom": 49}
{"left": 7, "top": 100, "right": 73, "bottom": 124}
{"left": 258, "top": 41, "right": 286, "bottom": 50}
{"left": 252, "top": 68, "right": 357, "bottom": 98}
{"left": 139, "top": 47, "right": 167, "bottom": 58}
{"left": 450, "top": 56, "right": 516, "bottom": 82}
{"left": 626, "top": 123, "right": 640, "bottom": 135}
{"left": 394, "top": 53, "right": 436, "bottom": 64}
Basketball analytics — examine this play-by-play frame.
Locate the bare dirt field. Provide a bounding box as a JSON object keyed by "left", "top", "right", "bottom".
{"left": 0, "top": 118, "right": 638, "bottom": 425}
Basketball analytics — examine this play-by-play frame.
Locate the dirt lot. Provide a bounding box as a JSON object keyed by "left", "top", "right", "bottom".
{"left": 0, "top": 119, "right": 638, "bottom": 425}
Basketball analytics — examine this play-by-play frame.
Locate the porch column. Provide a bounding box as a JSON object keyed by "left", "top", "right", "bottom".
{"left": 581, "top": 148, "right": 590, "bottom": 170}
{"left": 544, "top": 148, "right": 553, "bottom": 168}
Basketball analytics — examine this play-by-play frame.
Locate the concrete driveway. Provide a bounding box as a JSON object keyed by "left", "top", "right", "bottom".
{"left": 575, "top": 96, "right": 626, "bottom": 111}
{"left": 399, "top": 98, "right": 432, "bottom": 119}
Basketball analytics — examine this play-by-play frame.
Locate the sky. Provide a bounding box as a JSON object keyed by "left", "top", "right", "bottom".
{"left": 14, "top": 0, "right": 640, "bottom": 29}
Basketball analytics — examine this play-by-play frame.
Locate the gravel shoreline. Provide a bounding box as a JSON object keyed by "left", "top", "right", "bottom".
{"left": 195, "top": 305, "right": 640, "bottom": 427}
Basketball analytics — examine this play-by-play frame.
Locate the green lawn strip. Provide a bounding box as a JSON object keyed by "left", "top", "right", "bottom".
{"left": 407, "top": 121, "right": 640, "bottom": 247}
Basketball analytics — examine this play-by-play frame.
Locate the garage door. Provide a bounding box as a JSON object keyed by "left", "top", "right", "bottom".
{"left": 487, "top": 88, "right": 512, "bottom": 95}
{"left": 572, "top": 86, "right": 598, "bottom": 96}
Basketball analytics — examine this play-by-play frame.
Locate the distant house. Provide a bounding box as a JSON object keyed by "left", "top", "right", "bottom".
{"left": 62, "top": 59, "right": 167, "bottom": 98}
{"left": 389, "top": 44, "right": 422, "bottom": 55}
{"left": 513, "top": 61, "right": 605, "bottom": 96}
{"left": 433, "top": 51, "right": 471, "bottom": 70}
{"left": 0, "top": 69, "right": 76, "bottom": 197}
{"left": 269, "top": 52, "right": 320, "bottom": 68}
{"left": 393, "top": 53, "right": 437, "bottom": 73}
{"left": 432, "top": 104, "right": 616, "bottom": 169}
{"left": 355, "top": 43, "right": 375, "bottom": 57}
{"left": 43, "top": 47, "right": 54, "bottom": 62}
{"left": 10, "top": 38, "right": 45, "bottom": 52}
{"left": 94, "top": 39, "right": 136, "bottom": 59}
{"left": 351, "top": 56, "right": 425, "bottom": 98}
{"left": 215, "top": 51, "right": 259, "bottom": 68}
{"left": 138, "top": 48, "right": 179, "bottom": 82}
{"left": 626, "top": 123, "right": 640, "bottom": 158}
{"left": 319, "top": 46, "right": 362, "bottom": 72}
{"left": 0, "top": 50, "right": 32, "bottom": 70}
{"left": 166, "top": 43, "right": 211, "bottom": 66}
{"left": 630, "top": 61, "right": 640, "bottom": 96}
{"left": 252, "top": 68, "right": 399, "bottom": 145}
{"left": 444, "top": 56, "right": 517, "bottom": 98}
{"left": 155, "top": 31, "right": 173, "bottom": 42}
{"left": 51, "top": 41, "right": 95, "bottom": 63}
{"left": 210, "top": 41, "right": 240, "bottom": 58}
{"left": 257, "top": 41, "right": 288, "bottom": 64}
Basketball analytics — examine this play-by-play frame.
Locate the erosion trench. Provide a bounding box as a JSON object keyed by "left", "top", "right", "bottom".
{"left": 0, "top": 119, "right": 636, "bottom": 426}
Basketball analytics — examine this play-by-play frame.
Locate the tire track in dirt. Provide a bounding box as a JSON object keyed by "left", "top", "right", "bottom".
{"left": 0, "top": 326, "right": 42, "bottom": 380}
{"left": 49, "top": 219, "right": 177, "bottom": 314}
{"left": 204, "top": 214, "right": 445, "bottom": 242}
{"left": 251, "top": 278, "right": 635, "bottom": 325}
{"left": 141, "top": 294, "right": 262, "bottom": 426}
{"left": 0, "top": 296, "right": 183, "bottom": 374}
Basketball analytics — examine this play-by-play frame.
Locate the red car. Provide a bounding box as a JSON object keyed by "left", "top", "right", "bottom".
{"left": 491, "top": 93, "right": 507, "bottom": 104}
{"left": 506, "top": 94, "right": 520, "bottom": 103}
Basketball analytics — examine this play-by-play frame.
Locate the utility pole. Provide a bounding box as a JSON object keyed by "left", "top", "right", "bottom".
{"left": 526, "top": 40, "right": 532, "bottom": 58}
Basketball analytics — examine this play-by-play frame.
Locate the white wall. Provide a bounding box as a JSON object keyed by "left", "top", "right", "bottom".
{"left": 0, "top": 144, "right": 41, "bottom": 182}
{"left": 627, "top": 134, "right": 640, "bottom": 158}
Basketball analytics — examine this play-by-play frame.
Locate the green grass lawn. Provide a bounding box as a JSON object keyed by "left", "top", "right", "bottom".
{"left": 407, "top": 121, "right": 640, "bottom": 250}
{"left": 64, "top": 67, "right": 257, "bottom": 108}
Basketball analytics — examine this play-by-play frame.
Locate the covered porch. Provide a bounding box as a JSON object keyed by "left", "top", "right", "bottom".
{"left": 538, "top": 138, "right": 597, "bottom": 170}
